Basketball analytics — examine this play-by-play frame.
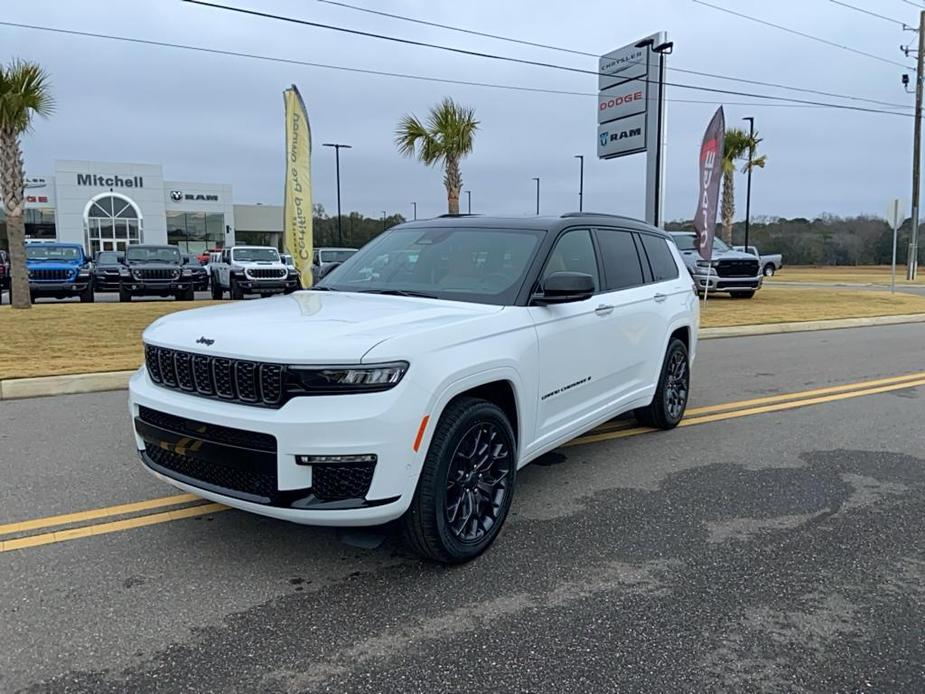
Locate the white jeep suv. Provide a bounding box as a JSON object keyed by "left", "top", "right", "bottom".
{"left": 129, "top": 213, "right": 698, "bottom": 562}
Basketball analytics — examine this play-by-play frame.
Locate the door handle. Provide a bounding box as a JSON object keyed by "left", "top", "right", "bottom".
{"left": 653, "top": 293, "right": 667, "bottom": 303}
{"left": 595, "top": 304, "right": 615, "bottom": 315}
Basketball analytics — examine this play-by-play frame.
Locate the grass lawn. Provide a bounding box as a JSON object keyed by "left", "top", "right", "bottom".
{"left": 770, "top": 265, "right": 925, "bottom": 285}
{"left": 1, "top": 288, "right": 924, "bottom": 380}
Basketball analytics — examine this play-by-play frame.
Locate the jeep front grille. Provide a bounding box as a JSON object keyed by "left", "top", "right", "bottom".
{"left": 135, "top": 268, "right": 180, "bottom": 280}
{"left": 145, "top": 344, "right": 286, "bottom": 407}
{"left": 246, "top": 267, "right": 287, "bottom": 279}
{"left": 30, "top": 268, "right": 72, "bottom": 282}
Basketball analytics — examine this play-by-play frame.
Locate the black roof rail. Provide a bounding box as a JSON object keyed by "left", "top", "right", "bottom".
{"left": 559, "top": 211, "right": 631, "bottom": 219}
{"left": 435, "top": 213, "right": 481, "bottom": 218}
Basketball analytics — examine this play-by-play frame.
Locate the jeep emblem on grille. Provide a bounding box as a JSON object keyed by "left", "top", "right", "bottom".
{"left": 196, "top": 337, "right": 215, "bottom": 346}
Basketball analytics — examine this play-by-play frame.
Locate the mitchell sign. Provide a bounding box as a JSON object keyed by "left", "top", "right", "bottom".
{"left": 76, "top": 173, "right": 144, "bottom": 188}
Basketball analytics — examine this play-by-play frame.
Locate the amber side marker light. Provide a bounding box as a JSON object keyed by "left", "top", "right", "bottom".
{"left": 413, "top": 416, "right": 430, "bottom": 452}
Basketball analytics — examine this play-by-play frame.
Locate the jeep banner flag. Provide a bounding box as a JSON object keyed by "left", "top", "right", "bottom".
{"left": 283, "top": 84, "right": 313, "bottom": 287}
{"left": 693, "top": 106, "right": 725, "bottom": 262}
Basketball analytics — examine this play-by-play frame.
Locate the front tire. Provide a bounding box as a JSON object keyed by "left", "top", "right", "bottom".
{"left": 118, "top": 285, "right": 131, "bottom": 302}
{"left": 230, "top": 278, "right": 244, "bottom": 300}
{"left": 211, "top": 278, "right": 223, "bottom": 300}
{"left": 79, "top": 283, "right": 95, "bottom": 303}
{"left": 635, "top": 338, "right": 690, "bottom": 430}
{"left": 401, "top": 397, "right": 517, "bottom": 563}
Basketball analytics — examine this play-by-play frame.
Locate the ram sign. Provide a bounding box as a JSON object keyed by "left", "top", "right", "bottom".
{"left": 597, "top": 113, "right": 647, "bottom": 158}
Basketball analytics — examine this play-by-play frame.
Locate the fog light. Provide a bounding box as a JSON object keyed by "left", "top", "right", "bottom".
{"left": 296, "top": 454, "right": 377, "bottom": 465}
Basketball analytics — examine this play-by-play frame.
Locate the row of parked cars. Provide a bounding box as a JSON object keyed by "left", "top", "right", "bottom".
{"left": 0, "top": 242, "right": 359, "bottom": 304}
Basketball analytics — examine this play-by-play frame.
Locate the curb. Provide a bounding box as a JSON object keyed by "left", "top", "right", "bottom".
{"left": 2, "top": 313, "right": 925, "bottom": 401}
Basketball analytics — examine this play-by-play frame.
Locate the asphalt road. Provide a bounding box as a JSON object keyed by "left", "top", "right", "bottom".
{"left": 1, "top": 324, "right": 924, "bottom": 693}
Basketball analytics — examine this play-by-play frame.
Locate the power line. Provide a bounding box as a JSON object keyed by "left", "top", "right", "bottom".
{"left": 181, "top": 0, "right": 914, "bottom": 116}
{"left": 313, "top": 0, "right": 913, "bottom": 109}
{"left": 830, "top": 0, "right": 917, "bottom": 29}
{"left": 692, "top": 0, "right": 914, "bottom": 68}
{"left": 0, "top": 20, "right": 838, "bottom": 111}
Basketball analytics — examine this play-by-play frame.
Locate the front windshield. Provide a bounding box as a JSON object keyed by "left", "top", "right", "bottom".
{"left": 671, "top": 234, "right": 697, "bottom": 251}
{"left": 320, "top": 249, "right": 356, "bottom": 264}
{"left": 319, "top": 226, "right": 545, "bottom": 305}
{"left": 126, "top": 246, "right": 181, "bottom": 263}
{"left": 97, "top": 251, "right": 119, "bottom": 264}
{"left": 26, "top": 245, "right": 81, "bottom": 261}
{"left": 712, "top": 237, "right": 730, "bottom": 252}
{"left": 234, "top": 248, "right": 280, "bottom": 262}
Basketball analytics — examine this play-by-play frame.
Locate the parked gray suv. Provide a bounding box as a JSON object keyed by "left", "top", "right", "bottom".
{"left": 669, "top": 232, "right": 762, "bottom": 299}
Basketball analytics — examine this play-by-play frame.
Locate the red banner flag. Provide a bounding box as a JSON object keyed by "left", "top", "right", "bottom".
{"left": 693, "top": 107, "right": 725, "bottom": 262}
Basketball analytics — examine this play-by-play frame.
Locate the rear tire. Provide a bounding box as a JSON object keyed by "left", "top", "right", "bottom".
{"left": 763, "top": 264, "right": 775, "bottom": 277}
{"left": 401, "top": 397, "right": 517, "bottom": 564}
{"left": 635, "top": 338, "right": 690, "bottom": 430}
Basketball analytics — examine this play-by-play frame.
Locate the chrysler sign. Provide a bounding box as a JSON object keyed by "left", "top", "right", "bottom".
{"left": 598, "top": 45, "right": 647, "bottom": 91}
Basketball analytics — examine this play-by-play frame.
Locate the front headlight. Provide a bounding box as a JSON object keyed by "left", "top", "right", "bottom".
{"left": 287, "top": 361, "right": 409, "bottom": 395}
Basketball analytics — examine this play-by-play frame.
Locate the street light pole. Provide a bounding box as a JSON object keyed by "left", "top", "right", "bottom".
{"left": 465, "top": 190, "right": 471, "bottom": 214}
{"left": 382, "top": 210, "right": 387, "bottom": 232}
{"left": 322, "top": 143, "right": 352, "bottom": 247}
{"left": 742, "top": 117, "right": 755, "bottom": 251}
{"left": 574, "top": 155, "right": 584, "bottom": 212}
{"left": 532, "top": 177, "right": 540, "bottom": 215}
{"left": 411, "top": 201, "right": 417, "bottom": 220}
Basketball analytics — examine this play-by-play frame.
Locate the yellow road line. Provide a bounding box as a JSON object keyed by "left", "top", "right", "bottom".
{"left": 0, "top": 493, "right": 202, "bottom": 537}
{"left": 0, "top": 503, "right": 227, "bottom": 553}
{"left": 570, "top": 376, "right": 925, "bottom": 447}
{"left": 684, "top": 370, "right": 925, "bottom": 417}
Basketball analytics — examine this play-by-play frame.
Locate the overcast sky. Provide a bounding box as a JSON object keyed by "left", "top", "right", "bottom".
{"left": 1, "top": 0, "right": 919, "bottom": 222}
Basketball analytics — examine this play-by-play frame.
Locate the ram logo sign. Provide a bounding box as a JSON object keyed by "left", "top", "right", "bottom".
{"left": 596, "top": 112, "right": 647, "bottom": 159}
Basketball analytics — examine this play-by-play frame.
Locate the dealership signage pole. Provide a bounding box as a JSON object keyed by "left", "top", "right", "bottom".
{"left": 597, "top": 32, "right": 670, "bottom": 227}
{"left": 889, "top": 197, "right": 903, "bottom": 294}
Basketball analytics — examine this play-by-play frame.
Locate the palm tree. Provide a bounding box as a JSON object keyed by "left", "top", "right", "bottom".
{"left": 720, "top": 127, "right": 766, "bottom": 243}
{"left": 0, "top": 59, "right": 54, "bottom": 309}
{"left": 395, "top": 98, "right": 478, "bottom": 215}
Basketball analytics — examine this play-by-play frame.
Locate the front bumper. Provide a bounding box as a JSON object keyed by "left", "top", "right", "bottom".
{"left": 235, "top": 276, "right": 300, "bottom": 293}
{"left": 128, "top": 367, "right": 425, "bottom": 526}
{"left": 123, "top": 280, "right": 192, "bottom": 294}
{"left": 94, "top": 274, "right": 121, "bottom": 292}
{"left": 29, "top": 280, "right": 90, "bottom": 295}
{"left": 693, "top": 272, "right": 763, "bottom": 292}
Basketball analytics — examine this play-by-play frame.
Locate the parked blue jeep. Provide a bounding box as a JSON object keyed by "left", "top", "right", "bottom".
{"left": 23, "top": 242, "right": 94, "bottom": 303}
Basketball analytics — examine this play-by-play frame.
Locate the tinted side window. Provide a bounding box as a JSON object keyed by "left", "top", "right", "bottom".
{"left": 542, "top": 229, "right": 599, "bottom": 291}
{"left": 640, "top": 234, "right": 680, "bottom": 282}
{"left": 596, "top": 229, "right": 644, "bottom": 290}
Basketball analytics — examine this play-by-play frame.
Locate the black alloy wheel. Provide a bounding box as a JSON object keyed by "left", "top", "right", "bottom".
{"left": 444, "top": 421, "right": 513, "bottom": 544}
{"left": 402, "top": 397, "right": 517, "bottom": 563}
{"left": 635, "top": 338, "right": 690, "bottom": 430}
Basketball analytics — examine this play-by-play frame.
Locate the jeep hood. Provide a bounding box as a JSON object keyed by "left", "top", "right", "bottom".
{"left": 143, "top": 290, "right": 503, "bottom": 363}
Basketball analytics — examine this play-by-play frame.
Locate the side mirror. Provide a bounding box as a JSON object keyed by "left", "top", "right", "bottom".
{"left": 533, "top": 272, "right": 595, "bottom": 305}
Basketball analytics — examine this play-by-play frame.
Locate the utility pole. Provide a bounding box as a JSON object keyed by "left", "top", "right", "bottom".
{"left": 322, "top": 143, "right": 352, "bottom": 247}
{"left": 411, "top": 201, "right": 417, "bottom": 220}
{"left": 905, "top": 11, "right": 925, "bottom": 280}
{"left": 742, "top": 116, "right": 755, "bottom": 251}
{"left": 532, "top": 177, "right": 540, "bottom": 215}
{"left": 574, "top": 155, "right": 584, "bottom": 212}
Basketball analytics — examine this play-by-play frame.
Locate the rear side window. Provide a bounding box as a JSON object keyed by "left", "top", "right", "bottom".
{"left": 596, "top": 229, "right": 644, "bottom": 290}
{"left": 640, "top": 234, "right": 680, "bottom": 282}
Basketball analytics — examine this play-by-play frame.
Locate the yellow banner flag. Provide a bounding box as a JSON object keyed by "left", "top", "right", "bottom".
{"left": 283, "top": 84, "right": 313, "bottom": 288}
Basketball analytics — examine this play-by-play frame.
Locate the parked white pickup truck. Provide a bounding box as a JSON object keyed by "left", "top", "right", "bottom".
{"left": 735, "top": 245, "right": 783, "bottom": 277}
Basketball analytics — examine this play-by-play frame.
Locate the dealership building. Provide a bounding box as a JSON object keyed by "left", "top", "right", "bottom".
{"left": 2, "top": 160, "right": 284, "bottom": 255}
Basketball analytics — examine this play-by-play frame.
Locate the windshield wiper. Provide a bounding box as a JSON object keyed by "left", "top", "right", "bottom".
{"left": 359, "top": 289, "right": 437, "bottom": 299}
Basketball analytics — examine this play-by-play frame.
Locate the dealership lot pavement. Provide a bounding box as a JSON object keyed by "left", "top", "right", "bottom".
{"left": 1, "top": 324, "right": 924, "bottom": 692}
